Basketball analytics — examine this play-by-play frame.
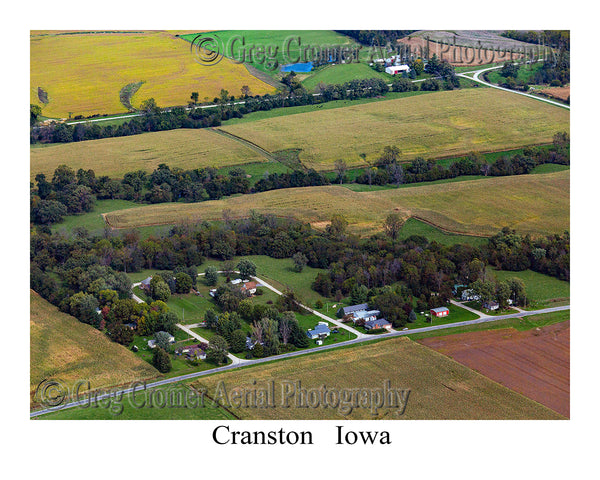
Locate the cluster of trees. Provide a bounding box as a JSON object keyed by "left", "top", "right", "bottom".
{"left": 469, "top": 276, "right": 527, "bottom": 309}
{"left": 424, "top": 55, "right": 460, "bottom": 89}
{"left": 335, "top": 30, "right": 417, "bottom": 47}
{"left": 355, "top": 135, "right": 569, "bottom": 187}
{"left": 317, "top": 78, "right": 390, "bottom": 101}
{"left": 533, "top": 48, "right": 570, "bottom": 86}
{"left": 31, "top": 165, "right": 96, "bottom": 225}
{"left": 484, "top": 228, "right": 569, "bottom": 281}
{"left": 501, "top": 30, "right": 570, "bottom": 50}
{"left": 31, "top": 201, "right": 569, "bottom": 337}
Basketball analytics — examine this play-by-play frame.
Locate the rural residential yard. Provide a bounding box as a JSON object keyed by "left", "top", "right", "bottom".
{"left": 29, "top": 28, "right": 570, "bottom": 434}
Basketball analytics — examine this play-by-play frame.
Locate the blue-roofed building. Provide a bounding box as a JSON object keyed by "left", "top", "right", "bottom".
{"left": 307, "top": 323, "right": 331, "bottom": 339}
{"left": 364, "top": 318, "right": 392, "bottom": 331}
{"left": 337, "top": 303, "right": 369, "bottom": 318}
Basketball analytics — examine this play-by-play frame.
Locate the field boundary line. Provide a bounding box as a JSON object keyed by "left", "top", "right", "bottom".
{"left": 210, "top": 128, "right": 277, "bottom": 162}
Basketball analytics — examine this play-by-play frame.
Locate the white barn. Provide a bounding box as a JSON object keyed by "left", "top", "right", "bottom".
{"left": 385, "top": 65, "right": 410, "bottom": 75}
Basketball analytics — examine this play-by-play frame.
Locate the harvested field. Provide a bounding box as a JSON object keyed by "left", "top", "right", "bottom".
{"left": 419, "top": 320, "right": 570, "bottom": 417}
{"left": 104, "top": 170, "right": 570, "bottom": 238}
{"left": 220, "top": 89, "right": 570, "bottom": 171}
{"left": 30, "top": 290, "right": 158, "bottom": 407}
{"left": 539, "top": 86, "right": 570, "bottom": 102}
{"left": 399, "top": 37, "right": 522, "bottom": 66}
{"left": 191, "top": 336, "right": 563, "bottom": 419}
{"left": 406, "top": 30, "right": 540, "bottom": 50}
{"left": 30, "top": 31, "right": 274, "bottom": 118}
{"left": 30, "top": 128, "right": 268, "bottom": 179}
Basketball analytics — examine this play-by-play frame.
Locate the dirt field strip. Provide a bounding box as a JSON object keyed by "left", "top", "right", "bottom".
{"left": 419, "top": 320, "right": 570, "bottom": 417}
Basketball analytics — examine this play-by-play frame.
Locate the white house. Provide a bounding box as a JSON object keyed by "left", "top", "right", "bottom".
{"left": 385, "top": 65, "right": 410, "bottom": 75}
{"left": 307, "top": 322, "right": 331, "bottom": 340}
{"left": 461, "top": 289, "right": 480, "bottom": 301}
{"left": 147, "top": 334, "right": 175, "bottom": 349}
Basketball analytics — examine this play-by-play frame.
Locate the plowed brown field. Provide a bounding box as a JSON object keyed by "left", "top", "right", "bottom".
{"left": 419, "top": 321, "right": 570, "bottom": 417}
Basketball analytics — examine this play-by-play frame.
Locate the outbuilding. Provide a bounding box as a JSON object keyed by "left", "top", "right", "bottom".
{"left": 385, "top": 65, "right": 410, "bottom": 75}
{"left": 430, "top": 307, "right": 449, "bottom": 318}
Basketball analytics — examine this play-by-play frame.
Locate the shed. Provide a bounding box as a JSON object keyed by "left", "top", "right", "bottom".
{"left": 430, "top": 307, "right": 449, "bottom": 318}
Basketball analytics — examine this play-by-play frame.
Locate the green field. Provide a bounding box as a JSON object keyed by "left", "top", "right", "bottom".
{"left": 105, "top": 170, "right": 570, "bottom": 238}
{"left": 487, "top": 268, "right": 570, "bottom": 306}
{"left": 30, "top": 128, "right": 269, "bottom": 179}
{"left": 36, "top": 382, "right": 237, "bottom": 420}
{"left": 531, "top": 163, "right": 569, "bottom": 174}
{"left": 51, "top": 199, "right": 139, "bottom": 235}
{"left": 180, "top": 30, "right": 357, "bottom": 77}
{"left": 302, "top": 62, "right": 391, "bottom": 91}
{"left": 220, "top": 88, "right": 570, "bottom": 171}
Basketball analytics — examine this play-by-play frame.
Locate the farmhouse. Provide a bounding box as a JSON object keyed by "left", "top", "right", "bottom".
{"left": 307, "top": 322, "right": 331, "bottom": 340}
{"left": 140, "top": 276, "right": 152, "bottom": 292}
{"left": 177, "top": 344, "right": 206, "bottom": 360}
{"left": 147, "top": 333, "right": 175, "bottom": 349}
{"left": 241, "top": 281, "right": 258, "bottom": 295}
{"left": 364, "top": 318, "right": 392, "bottom": 331}
{"left": 338, "top": 304, "right": 382, "bottom": 324}
{"left": 430, "top": 307, "right": 449, "bottom": 318}
{"left": 461, "top": 289, "right": 480, "bottom": 301}
{"left": 483, "top": 301, "right": 499, "bottom": 311}
{"left": 385, "top": 65, "right": 410, "bottom": 75}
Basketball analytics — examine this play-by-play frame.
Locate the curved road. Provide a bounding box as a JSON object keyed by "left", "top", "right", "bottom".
{"left": 457, "top": 64, "right": 569, "bottom": 110}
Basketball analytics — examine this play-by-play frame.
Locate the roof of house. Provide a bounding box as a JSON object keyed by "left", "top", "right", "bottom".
{"left": 340, "top": 303, "right": 369, "bottom": 315}
{"left": 431, "top": 307, "right": 449, "bottom": 313}
{"left": 141, "top": 277, "right": 152, "bottom": 286}
{"left": 365, "top": 318, "right": 391, "bottom": 329}
{"left": 484, "top": 301, "right": 499, "bottom": 307}
{"left": 354, "top": 309, "right": 380, "bottom": 319}
{"left": 307, "top": 324, "right": 331, "bottom": 336}
{"left": 242, "top": 281, "right": 257, "bottom": 290}
{"left": 231, "top": 278, "right": 242, "bottom": 285}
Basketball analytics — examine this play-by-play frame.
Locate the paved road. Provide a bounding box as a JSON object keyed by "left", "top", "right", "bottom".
{"left": 457, "top": 64, "right": 570, "bottom": 110}
{"left": 30, "top": 302, "right": 569, "bottom": 418}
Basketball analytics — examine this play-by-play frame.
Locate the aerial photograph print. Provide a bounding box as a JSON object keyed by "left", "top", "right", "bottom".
{"left": 29, "top": 28, "right": 570, "bottom": 422}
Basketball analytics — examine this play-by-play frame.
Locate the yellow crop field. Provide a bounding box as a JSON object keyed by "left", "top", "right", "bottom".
{"left": 30, "top": 128, "right": 266, "bottom": 179}
{"left": 30, "top": 290, "right": 158, "bottom": 405}
{"left": 192, "top": 337, "right": 563, "bottom": 419}
{"left": 221, "top": 88, "right": 570, "bottom": 170}
{"left": 105, "top": 170, "right": 569, "bottom": 237}
{"left": 30, "top": 31, "right": 275, "bottom": 118}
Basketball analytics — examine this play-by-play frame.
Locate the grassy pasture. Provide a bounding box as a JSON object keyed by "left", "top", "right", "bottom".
{"left": 30, "top": 128, "right": 268, "bottom": 179}
{"left": 191, "top": 336, "right": 563, "bottom": 419}
{"left": 487, "top": 268, "right": 570, "bottom": 306}
{"left": 30, "top": 31, "right": 275, "bottom": 118}
{"left": 105, "top": 170, "right": 569, "bottom": 238}
{"left": 180, "top": 30, "right": 356, "bottom": 76}
{"left": 301, "top": 62, "right": 391, "bottom": 91}
{"left": 30, "top": 290, "right": 158, "bottom": 405}
{"left": 220, "top": 88, "right": 569, "bottom": 171}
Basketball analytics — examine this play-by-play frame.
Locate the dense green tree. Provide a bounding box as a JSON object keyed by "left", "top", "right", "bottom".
{"left": 109, "top": 323, "right": 134, "bottom": 346}
{"left": 150, "top": 276, "right": 170, "bottom": 302}
{"left": 204, "top": 266, "right": 218, "bottom": 286}
{"left": 228, "top": 329, "right": 247, "bottom": 353}
{"left": 154, "top": 330, "right": 173, "bottom": 351}
{"left": 206, "top": 335, "right": 229, "bottom": 364}
{"left": 237, "top": 259, "right": 257, "bottom": 280}
{"left": 152, "top": 347, "right": 172, "bottom": 373}
{"left": 292, "top": 252, "right": 308, "bottom": 273}
{"left": 174, "top": 272, "right": 192, "bottom": 294}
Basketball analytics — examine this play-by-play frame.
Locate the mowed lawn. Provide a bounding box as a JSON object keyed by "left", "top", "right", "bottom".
{"left": 487, "top": 268, "right": 570, "bottom": 305}
{"left": 31, "top": 128, "right": 267, "bottom": 179}
{"left": 302, "top": 62, "right": 392, "bottom": 92}
{"left": 30, "top": 290, "right": 159, "bottom": 407}
{"left": 105, "top": 170, "right": 569, "bottom": 237}
{"left": 220, "top": 88, "right": 570, "bottom": 170}
{"left": 191, "top": 336, "right": 563, "bottom": 419}
{"left": 30, "top": 31, "right": 275, "bottom": 118}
